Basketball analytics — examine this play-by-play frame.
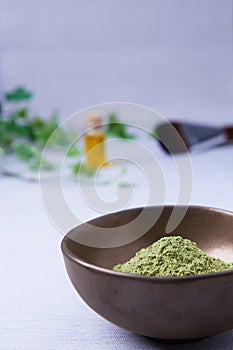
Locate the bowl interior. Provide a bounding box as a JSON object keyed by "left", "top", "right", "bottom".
{"left": 64, "top": 206, "right": 233, "bottom": 270}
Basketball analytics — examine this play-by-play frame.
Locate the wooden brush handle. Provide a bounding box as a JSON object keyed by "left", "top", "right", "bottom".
{"left": 224, "top": 126, "right": 233, "bottom": 140}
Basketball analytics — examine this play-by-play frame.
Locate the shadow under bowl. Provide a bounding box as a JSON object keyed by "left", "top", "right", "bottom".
{"left": 61, "top": 205, "right": 233, "bottom": 341}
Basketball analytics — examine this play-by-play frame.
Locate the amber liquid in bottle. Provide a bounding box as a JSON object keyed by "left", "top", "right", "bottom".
{"left": 84, "top": 114, "right": 107, "bottom": 168}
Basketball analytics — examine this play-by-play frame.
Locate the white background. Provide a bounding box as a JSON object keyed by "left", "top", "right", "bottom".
{"left": 1, "top": 0, "right": 233, "bottom": 123}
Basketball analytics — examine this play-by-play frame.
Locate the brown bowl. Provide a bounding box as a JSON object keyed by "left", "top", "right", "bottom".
{"left": 61, "top": 205, "right": 233, "bottom": 341}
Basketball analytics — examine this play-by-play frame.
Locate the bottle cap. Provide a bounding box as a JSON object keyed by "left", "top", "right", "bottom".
{"left": 85, "top": 113, "right": 102, "bottom": 129}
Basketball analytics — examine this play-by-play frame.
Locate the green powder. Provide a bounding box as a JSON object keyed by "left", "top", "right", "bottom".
{"left": 113, "top": 236, "right": 233, "bottom": 277}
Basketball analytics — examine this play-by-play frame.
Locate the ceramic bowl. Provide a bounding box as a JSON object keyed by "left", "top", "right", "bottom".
{"left": 61, "top": 205, "right": 233, "bottom": 340}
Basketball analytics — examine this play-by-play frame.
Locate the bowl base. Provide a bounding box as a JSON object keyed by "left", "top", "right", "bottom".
{"left": 142, "top": 335, "right": 208, "bottom": 344}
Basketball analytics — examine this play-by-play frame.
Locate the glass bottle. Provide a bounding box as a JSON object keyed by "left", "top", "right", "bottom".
{"left": 84, "top": 113, "right": 107, "bottom": 168}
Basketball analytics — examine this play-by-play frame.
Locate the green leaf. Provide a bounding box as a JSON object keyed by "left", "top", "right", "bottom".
{"left": 71, "top": 162, "right": 96, "bottom": 177}
{"left": 0, "top": 147, "right": 4, "bottom": 158}
{"left": 29, "top": 156, "right": 54, "bottom": 171}
{"left": 5, "top": 86, "right": 33, "bottom": 102}
{"left": 0, "top": 118, "right": 31, "bottom": 150}
{"left": 12, "top": 142, "right": 39, "bottom": 161}
{"left": 12, "top": 141, "right": 54, "bottom": 170}
{"left": 30, "top": 112, "right": 75, "bottom": 147}
{"left": 67, "top": 144, "right": 81, "bottom": 157}
{"left": 30, "top": 113, "right": 57, "bottom": 146}
{"left": 0, "top": 86, "right": 80, "bottom": 176}
{"left": 118, "top": 181, "right": 134, "bottom": 188}
{"left": 17, "top": 107, "right": 28, "bottom": 119}
{"left": 105, "top": 113, "right": 135, "bottom": 140}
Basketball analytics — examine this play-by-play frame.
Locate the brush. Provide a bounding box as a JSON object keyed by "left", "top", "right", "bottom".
{"left": 155, "top": 121, "right": 233, "bottom": 154}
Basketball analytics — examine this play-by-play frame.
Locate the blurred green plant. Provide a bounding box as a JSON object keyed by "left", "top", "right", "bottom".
{"left": 105, "top": 113, "right": 157, "bottom": 140}
{"left": 5, "top": 86, "right": 33, "bottom": 102}
{"left": 105, "top": 113, "right": 136, "bottom": 140}
{"left": 0, "top": 88, "right": 154, "bottom": 179}
{"left": 71, "top": 162, "right": 96, "bottom": 177}
{"left": 0, "top": 86, "right": 79, "bottom": 171}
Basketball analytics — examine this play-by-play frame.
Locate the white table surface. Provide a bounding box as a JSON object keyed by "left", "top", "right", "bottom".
{"left": 1, "top": 140, "right": 233, "bottom": 350}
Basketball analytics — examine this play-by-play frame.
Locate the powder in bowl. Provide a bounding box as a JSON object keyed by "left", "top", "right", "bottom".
{"left": 113, "top": 236, "right": 233, "bottom": 277}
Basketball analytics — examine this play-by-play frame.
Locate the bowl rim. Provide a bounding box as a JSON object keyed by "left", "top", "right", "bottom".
{"left": 61, "top": 204, "right": 233, "bottom": 283}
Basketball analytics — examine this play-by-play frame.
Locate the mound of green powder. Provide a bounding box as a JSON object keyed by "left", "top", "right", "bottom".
{"left": 113, "top": 236, "right": 233, "bottom": 277}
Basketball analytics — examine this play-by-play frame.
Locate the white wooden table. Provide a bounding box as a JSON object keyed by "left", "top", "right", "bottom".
{"left": 1, "top": 140, "right": 233, "bottom": 350}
